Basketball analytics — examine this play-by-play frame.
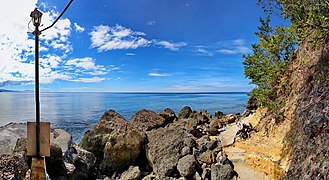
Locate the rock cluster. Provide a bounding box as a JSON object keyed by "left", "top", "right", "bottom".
{"left": 0, "top": 106, "right": 244, "bottom": 179}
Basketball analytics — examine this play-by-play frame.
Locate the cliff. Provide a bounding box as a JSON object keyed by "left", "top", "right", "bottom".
{"left": 233, "top": 35, "right": 328, "bottom": 179}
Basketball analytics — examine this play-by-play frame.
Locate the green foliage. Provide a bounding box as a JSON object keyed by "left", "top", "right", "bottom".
{"left": 243, "top": 16, "right": 297, "bottom": 108}
{"left": 258, "top": 0, "right": 329, "bottom": 44}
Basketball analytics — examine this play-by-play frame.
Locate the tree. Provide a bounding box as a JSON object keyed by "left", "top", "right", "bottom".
{"left": 242, "top": 15, "right": 297, "bottom": 108}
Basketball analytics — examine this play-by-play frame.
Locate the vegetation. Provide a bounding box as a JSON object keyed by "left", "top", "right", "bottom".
{"left": 243, "top": 0, "right": 328, "bottom": 109}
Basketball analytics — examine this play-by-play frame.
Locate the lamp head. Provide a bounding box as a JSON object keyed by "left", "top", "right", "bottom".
{"left": 30, "top": 8, "right": 42, "bottom": 27}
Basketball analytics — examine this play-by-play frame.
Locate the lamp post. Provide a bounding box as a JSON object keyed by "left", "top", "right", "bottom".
{"left": 30, "top": 8, "right": 42, "bottom": 158}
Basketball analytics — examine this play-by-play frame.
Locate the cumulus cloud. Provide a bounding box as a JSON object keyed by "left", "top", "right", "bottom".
{"left": 89, "top": 24, "right": 187, "bottom": 52}
{"left": 0, "top": 1, "right": 109, "bottom": 87}
{"left": 89, "top": 24, "right": 150, "bottom": 51}
{"left": 155, "top": 41, "right": 187, "bottom": 51}
{"left": 74, "top": 23, "right": 85, "bottom": 32}
{"left": 217, "top": 39, "right": 250, "bottom": 54}
{"left": 148, "top": 73, "right": 171, "bottom": 77}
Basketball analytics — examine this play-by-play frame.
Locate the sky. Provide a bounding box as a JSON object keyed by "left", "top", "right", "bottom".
{"left": 0, "top": 0, "right": 283, "bottom": 92}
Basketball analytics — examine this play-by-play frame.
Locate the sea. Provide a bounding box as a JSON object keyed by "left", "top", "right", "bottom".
{"left": 0, "top": 92, "right": 249, "bottom": 143}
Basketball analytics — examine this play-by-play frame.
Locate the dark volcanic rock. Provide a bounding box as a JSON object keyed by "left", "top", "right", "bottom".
{"left": 178, "top": 106, "right": 193, "bottom": 119}
{"left": 130, "top": 109, "right": 167, "bottom": 131}
{"left": 246, "top": 95, "right": 258, "bottom": 111}
{"left": 46, "top": 144, "right": 67, "bottom": 179}
{"left": 159, "top": 108, "right": 177, "bottom": 123}
{"left": 146, "top": 124, "right": 195, "bottom": 179}
{"left": 65, "top": 144, "right": 96, "bottom": 180}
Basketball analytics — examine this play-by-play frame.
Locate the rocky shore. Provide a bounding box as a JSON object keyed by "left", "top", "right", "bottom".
{"left": 0, "top": 98, "right": 259, "bottom": 180}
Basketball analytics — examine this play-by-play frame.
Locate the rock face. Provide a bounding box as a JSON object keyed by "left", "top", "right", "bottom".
{"left": 130, "top": 109, "right": 167, "bottom": 131}
{"left": 80, "top": 110, "right": 145, "bottom": 174}
{"left": 177, "top": 155, "right": 196, "bottom": 177}
{"left": 51, "top": 129, "right": 72, "bottom": 153}
{"left": 146, "top": 124, "right": 195, "bottom": 179}
{"left": 211, "top": 164, "right": 235, "bottom": 180}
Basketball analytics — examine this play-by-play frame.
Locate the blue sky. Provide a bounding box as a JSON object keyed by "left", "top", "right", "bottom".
{"left": 0, "top": 0, "right": 283, "bottom": 92}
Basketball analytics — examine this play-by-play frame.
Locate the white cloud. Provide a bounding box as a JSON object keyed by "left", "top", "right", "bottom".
{"left": 196, "top": 48, "right": 214, "bottom": 56}
{"left": 69, "top": 77, "right": 106, "bottom": 83}
{"left": 147, "top": 21, "right": 156, "bottom": 26}
{"left": 74, "top": 23, "right": 85, "bottom": 33}
{"left": 148, "top": 73, "right": 171, "bottom": 77}
{"left": 0, "top": 1, "right": 109, "bottom": 87}
{"left": 90, "top": 24, "right": 150, "bottom": 51}
{"left": 217, "top": 39, "right": 250, "bottom": 54}
{"left": 126, "top": 53, "right": 135, "bottom": 56}
{"left": 155, "top": 40, "right": 187, "bottom": 51}
{"left": 89, "top": 24, "right": 188, "bottom": 52}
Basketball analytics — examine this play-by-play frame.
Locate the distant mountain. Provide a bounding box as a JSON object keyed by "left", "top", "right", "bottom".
{"left": 0, "top": 89, "right": 20, "bottom": 92}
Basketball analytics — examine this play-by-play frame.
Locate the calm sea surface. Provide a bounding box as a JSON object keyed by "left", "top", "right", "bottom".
{"left": 0, "top": 92, "right": 248, "bottom": 142}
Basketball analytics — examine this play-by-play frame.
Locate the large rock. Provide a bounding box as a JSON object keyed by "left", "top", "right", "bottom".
{"left": 80, "top": 110, "right": 132, "bottom": 160}
{"left": 146, "top": 124, "right": 195, "bottom": 179}
{"left": 120, "top": 166, "right": 141, "bottom": 180}
{"left": 159, "top": 108, "right": 177, "bottom": 123}
{"left": 51, "top": 129, "right": 72, "bottom": 153}
{"left": 46, "top": 144, "right": 67, "bottom": 179}
{"left": 178, "top": 106, "right": 193, "bottom": 119}
{"left": 65, "top": 144, "right": 96, "bottom": 179}
{"left": 80, "top": 110, "right": 145, "bottom": 174}
{"left": 100, "top": 129, "right": 145, "bottom": 174}
{"left": 130, "top": 109, "right": 167, "bottom": 131}
{"left": 210, "top": 164, "right": 235, "bottom": 180}
{"left": 0, "top": 123, "right": 27, "bottom": 155}
{"left": 222, "top": 114, "right": 237, "bottom": 124}
{"left": 177, "top": 155, "right": 196, "bottom": 177}
{"left": 207, "top": 118, "right": 223, "bottom": 135}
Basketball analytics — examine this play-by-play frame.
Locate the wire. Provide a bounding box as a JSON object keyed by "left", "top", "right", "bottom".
{"left": 27, "top": 19, "right": 33, "bottom": 33}
{"left": 40, "top": 0, "right": 73, "bottom": 33}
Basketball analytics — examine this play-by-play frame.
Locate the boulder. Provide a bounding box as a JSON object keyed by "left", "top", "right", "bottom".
{"left": 80, "top": 110, "right": 145, "bottom": 174}
{"left": 222, "top": 114, "right": 237, "bottom": 124}
{"left": 198, "top": 150, "right": 215, "bottom": 165}
{"left": 210, "top": 164, "right": 235, "bottom": 180}
{"left": 207, "top": 118, "right": 223, "bottom": 135}
{"left": 177, "top": 155, "right": 196, "bottom": 177}
{"left": 120, "top": 166, "right": 141, "bottom": 180}
{"left": 199, "top": 110, "right": 212, "bottom": 119}
{"left": 51, "top": 129, "right": 72, "bottom": 153}
{"left": 215, "top": 111, "right": 224, "bottom": 118}
{"left": 159, "top": 108, "right": 177, "bottom": 123}
{"left": 0, "top": 123, "right": 27, "bottom": 155}
{"left": 79, "top": 110, "right": 132, "bottom": 160}
{"left": 100, "top": 129, "right": 145, "bottom": 174}
{"left": 65, "top": 144, "right": 96, "bottom": 179}
{"left": 189, "top": 112, "right": 209, "bottom": 124}
{"left": 146, "top": 124, "right": 195, "bottom": 179}
{"left": 178, "top": 106, "right": 192, "bottom": 119}
{"left": 130, "top": 109, "right": 167, "bottom": 131}
{"left": 46, "top": 144, "right": 67, "bottom": 179}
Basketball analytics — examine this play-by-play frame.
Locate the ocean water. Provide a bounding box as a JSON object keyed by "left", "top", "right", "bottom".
{"left": 0, "top": 92, "right": 249, "bottom": 143}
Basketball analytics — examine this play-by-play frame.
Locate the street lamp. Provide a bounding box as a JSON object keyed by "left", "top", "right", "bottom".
{"left": 28, "top": 1, "right": 73, "bottom": 179}
{"left": 30, "top": 8, "right": 42, "bottom": 158}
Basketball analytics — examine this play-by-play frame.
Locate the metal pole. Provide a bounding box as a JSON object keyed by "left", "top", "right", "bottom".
{"left": 34, "top": 26, "right": 41, "bottom": 158}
